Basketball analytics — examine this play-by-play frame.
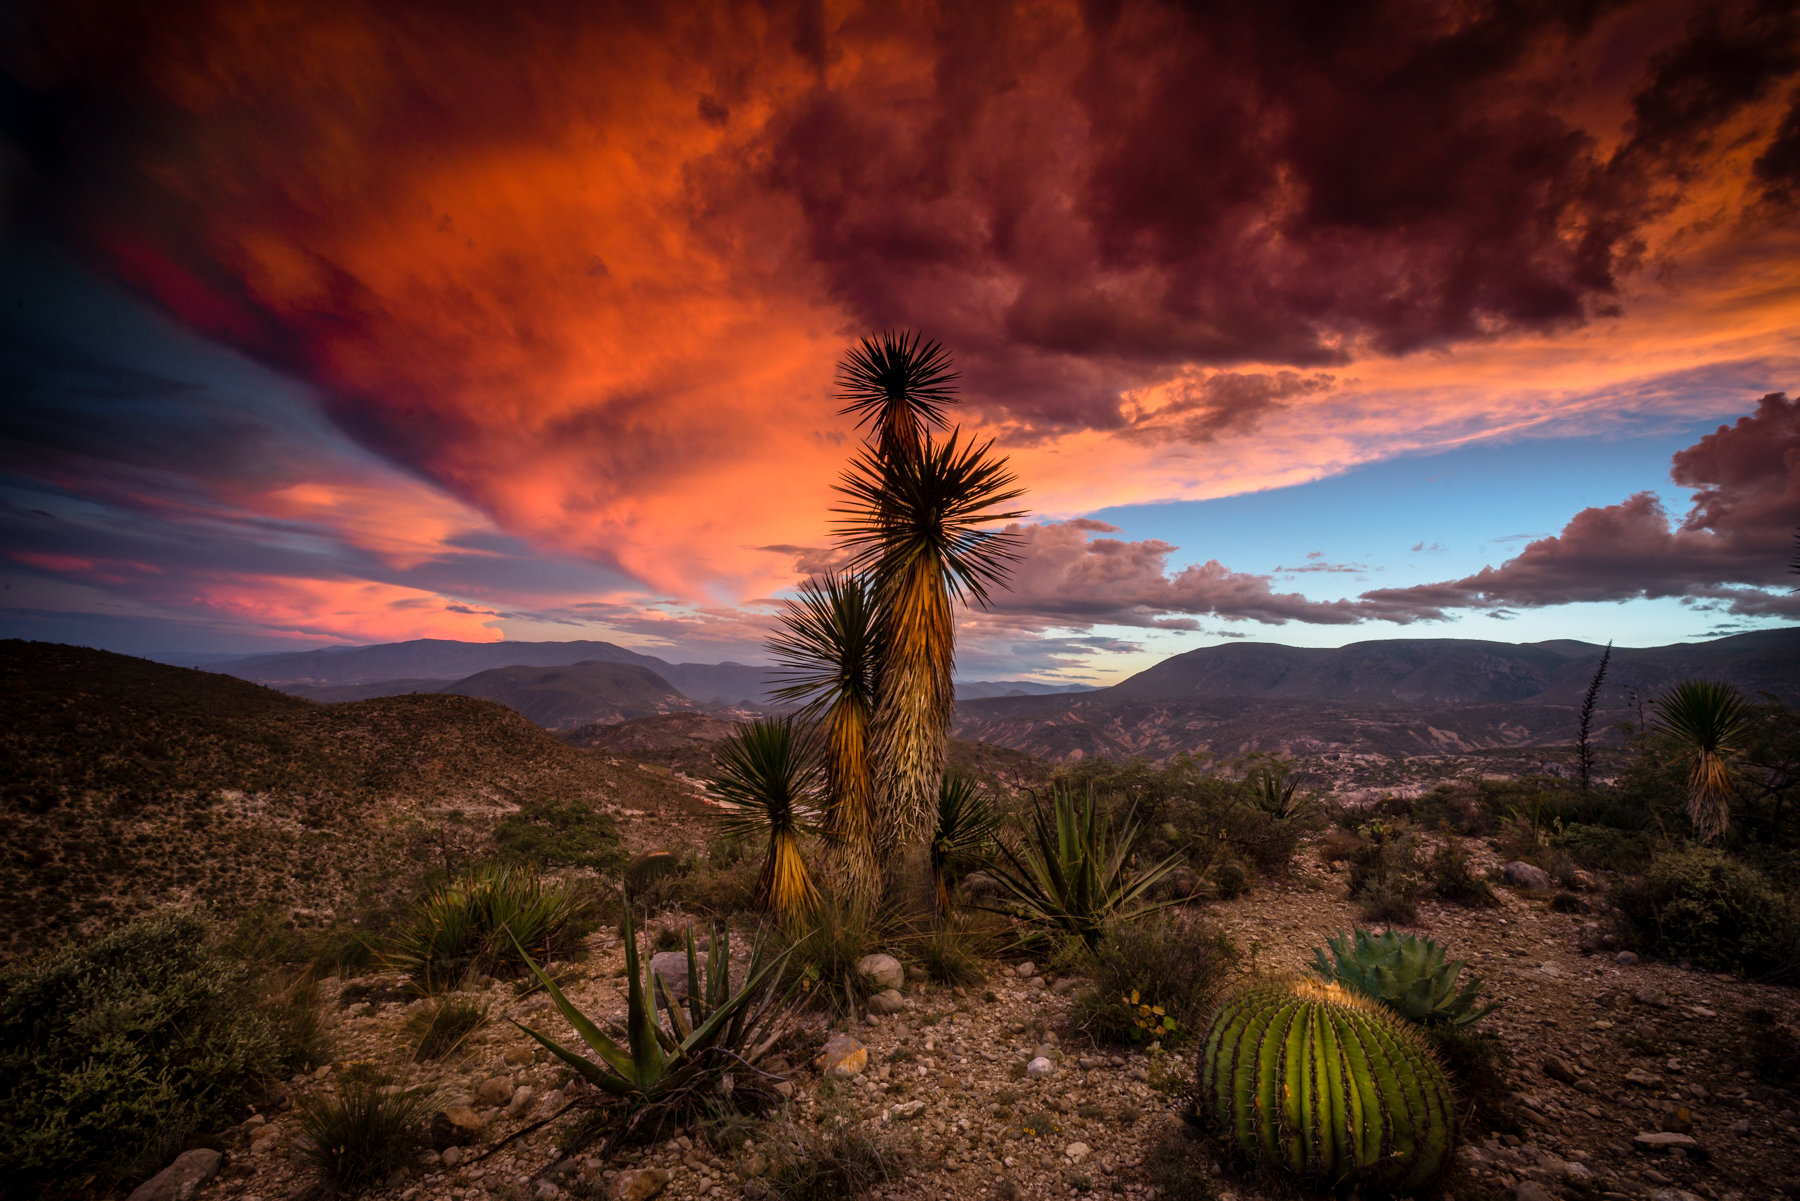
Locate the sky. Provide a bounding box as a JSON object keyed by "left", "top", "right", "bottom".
{"left": 2, "top": 0, "right": 1799, "bottom": 685}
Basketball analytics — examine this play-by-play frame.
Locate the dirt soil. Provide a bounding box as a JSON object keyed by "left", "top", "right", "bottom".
{"left": 191, "top": 832, "right": 1800, "bottom": 1201}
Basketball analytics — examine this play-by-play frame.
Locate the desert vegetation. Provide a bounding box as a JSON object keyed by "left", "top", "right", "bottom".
{"left": 4, "top": 342, "right": 1799, "bottom": 1201}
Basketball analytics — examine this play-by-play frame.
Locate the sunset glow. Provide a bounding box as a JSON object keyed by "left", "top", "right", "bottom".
{"left": 4, "top": 0, "right": 1799, "bottom": 675}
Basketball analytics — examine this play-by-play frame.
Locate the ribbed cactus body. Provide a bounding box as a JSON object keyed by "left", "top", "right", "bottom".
{"left": 1199, "top": 978, "right": 1456, "bottom": 1188}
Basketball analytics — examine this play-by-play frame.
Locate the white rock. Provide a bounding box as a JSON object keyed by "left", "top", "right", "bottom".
{"left": 1016, "top": 962, "right": 1036, "bottom": 978}
{"left": 886, "top": 1100, "right": 927, "bottom": 1121}
{"left": 1026, "top": 1056, "right": 1055, "bottom": 1078}
{"left": 857, "top": 954, "right": 905, "bottom": 991}
{"left": 1065, "top": 1143, "right": 1091, "bottom": 1163}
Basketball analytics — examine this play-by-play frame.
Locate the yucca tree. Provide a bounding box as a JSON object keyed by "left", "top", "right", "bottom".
{"left": 709, "top": 717, "right": 822, "bottom": 923}
{"left": 1654, "top": 680, "right": 1752, "bottom": 844}
{"left": 767, "top": 572, "right": 883, "bottom": 903}
{"left": 836, "top": 330, "right": 960, "bottom": 463}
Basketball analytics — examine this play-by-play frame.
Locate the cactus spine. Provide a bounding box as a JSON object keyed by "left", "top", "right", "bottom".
{"left": 1199, "top": 978, "right": 1456, "bottom": 1188}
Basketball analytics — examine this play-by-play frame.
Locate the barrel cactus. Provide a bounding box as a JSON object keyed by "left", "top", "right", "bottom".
{"left": 1199, "top": 978, "right": 1456, "bottom": 1188}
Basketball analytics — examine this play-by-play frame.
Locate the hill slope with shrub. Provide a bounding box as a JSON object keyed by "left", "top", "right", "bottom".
{"left": 0, "top": 641, "right": 702, "bottom": 959}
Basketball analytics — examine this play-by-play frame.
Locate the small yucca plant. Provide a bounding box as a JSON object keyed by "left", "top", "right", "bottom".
{"left": 293, "top": 1073, "right": 431, "bottom": 1198}
{"left": 710, "top": 717, "right": 822, "bottom": 924}
{"left": 1654, "top": 679, "right": 1751, "bottom": 844}
{"left": 986, "top": 787, "right": 1183, "bottom": 949}
{"left": 404, "top": 992, "right": 490, "bottom": 1061}
{"left": 386, "top": 864, "right": 592, "bottom": 990}
{"left": 931, "top": 774, "right": 1001, "bottom": 916}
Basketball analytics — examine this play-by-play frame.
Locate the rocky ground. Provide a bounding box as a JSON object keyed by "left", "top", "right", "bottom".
{"left": 162, "top": 831, "right": 1800, "bottom": 1201}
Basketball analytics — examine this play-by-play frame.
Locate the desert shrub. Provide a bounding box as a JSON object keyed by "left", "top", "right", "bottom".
{"left": 1212, "top": 860, "right": 1249, "bottom": 899}
{"left": 387, "top": 864, "right": 594, "bottom": 989}
{"left": 782, "top": 896, "right": 890, "bottom": 1014}
{"left": 1746, "top": 1008, "right": 1800, "bottom": 1087}
{"left": 1429, "top": 841, "right": 1497, "bottom": 907}
{"left": 492, "top": 798, "right": 624, "bottom": 872}
{"left": 1225, "top": 810, "right": 1303, "bottom": 877}
{"left": 404, "top": 993, "right": 490, "bottom": 1061}
{"left": 1549, "top": 891, "right": 1585, "bottom": 913}
{"left": 1074, "top": 915, "right": 1234, "bottom": 1048}
{"left": 1429, "top": 1026, "right": 1518, "bottom": 1132}
{"left": 0, "top": 910, "right": 294, "bottom": 1197}
{"left": 760, "top": 1111, "right": 909, "bottom": 1201}
{"left": 1413, "top": 782, "right": 1493, "bottom": 836}
{"left": 293, "top": 1073, "right": 431, "bottom": 1198}
{"left": 1551, "top": 823, "right": 1654, "bottom": 873}
{"left": 1318, "top": 827, "right": 1363, "bottom": 865}
{"left": 1142, "top": 1121, "right": 1217, "bottom": 1200}
{"left": 1611, "top": 847, "right": 1799, "bottom": 980}
{"left": 914, "top": 923, "right": 987, "bottom": 988}
{"left": 1347, "top": 820, "right": 1425, "bottom": 924}
{"left": 676, "top": 855, "right": 761, "bottom": 917}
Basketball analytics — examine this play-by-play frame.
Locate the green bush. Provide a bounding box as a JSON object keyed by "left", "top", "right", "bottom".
{"left": 293, "top": 1072, "right": 431, "bottom": 1198}
{"left": 0, "top": 910, "right": 296, "bottom": 1196}
{"left": 780, "top": 896, "right": 890, "bottom": 1015}
{"left": 1612, "top": 847, "right": 1799, "bottom": 980}
{"left": 387, "top": 864, "right": 594, "bottom": 990}
{"left": 1429, "top": 841, "right": 1498, "bottom": 908}
{"left": 1074, "top": 915, "right": 1234, "bottom": 1048}
{"left": 405, "top": 992, "right": 490, "bottom": 1061}
{"left": 1347, "top": 820, "right": 1424, "bottom": 923}
{"left": 493, "top": 799, "right": 624, "bottom": 872}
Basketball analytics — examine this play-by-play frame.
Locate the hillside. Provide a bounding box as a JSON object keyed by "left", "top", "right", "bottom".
{"left": 438, "top": 661, "right": 691, "bottom": 729}
{"left": 563, "top": 712, "right": 1058, "bottom": 796}
{"left": 950, "top": 628, "right": 1800, "bottom": 783}
{"left": 0, "top": 641, "right": 711, "bottom": 959}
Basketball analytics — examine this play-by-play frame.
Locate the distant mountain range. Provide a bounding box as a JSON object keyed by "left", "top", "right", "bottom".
{"left": 215, "top": 628, "right": 1798, "bottom": 758}
{"left": 951, "top": 628, "right": 1800, "bottom": 765}
{"left": 217, "top": 638, "right": 1096, "bottom": 714}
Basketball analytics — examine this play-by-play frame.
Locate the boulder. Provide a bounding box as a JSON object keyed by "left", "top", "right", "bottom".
{"left": 430, "top": 1106, "right": 485, "bottom": 1149}
{"left": 814, "top": 1033, "right": 868, "bottom": 1077}
{"left": 649, "top": 953, "right": 690, "bottom": 1001}
{"left": 857, "top": 954, "right": 905, "bottom": 991}
{"left": 476, "top": 1076, "right": 514, "bottom": 1106}
{"left": 1617, "top": 951, "right": 1640, "bottom": 966}
{"left": 505, "top": 1086, "right": 537, "bottom": 1120}
{"left": 1632, "top": 1131, "right": 1700, "bottom": 1153}
{"left": 1026, "top": 1056, "right": 1055, "bottom": 1079}
{"left": 1509, "top": 1183, "right": 1554, "bottom": 1201}
{"left": 1503, "top": 861, "right": 1552, "bottom": 891}
{"left": 867, "top": 989, "right": 907, "bottom": 1015}
{"left": 1541, "top": 1057, "right": 1578, "bottom": 1085}
{"left": 125, "top": 1149, "right": 221, "bottom": 1201}
{"left": 1065, "top": 1143, "right": 1091, "bottom": 1163}
{"left": 1015, "top": 962, "right": 1037, "bottom": 978}
{"left": 887, "top": 1100, "right": 927, "bottom": 1121}
{"left": 609, "top": 1168, "right": 672, "bottom": 1201}
{"left": 962, "top": 871, "right": 1005, "bottom": 898}
{"left": 1633, "top": 988, "right": 1672, "bottom": 1009}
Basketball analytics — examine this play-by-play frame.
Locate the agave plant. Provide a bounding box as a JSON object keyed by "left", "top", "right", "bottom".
{"left": 1200, "top": 977, "right": 1456, "bottom": 1187}
{"left": 1245, "top": 762, "right": 1314, "bottom": 821}
{"left": 767, "top": 572, "right": 883, "bottom": 904}
{"left": 709, "top": 717, "right": 822, "bottom": 924}
{"left": 509, "top": 908, "right": 796, "bottom": 1149}
{"left": 836, "top": 428, "right": 1026, "bottom": 918}
{"left": 985, "top": 787, "right": 1184, "bottom": 949}
{"left": 1310, "top": 927, "right": 1498, "bottom": 1029}
{"left": 1654, "top": 679, "right": 1752, "bottom": 844}
{"left": 931, "top": 774, "right": 1001, "bottom": 916}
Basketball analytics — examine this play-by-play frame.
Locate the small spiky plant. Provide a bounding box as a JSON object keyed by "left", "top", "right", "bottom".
{"left": 931, "top": 774, "right": 1000, "bottom": 916}
{"left": 710, "top": 717, "right": 822, "bottom": 924}
{"left": 1654, "top": 679, "right": 1751, "bottom": 843}
{"left": 768, "top": 572, "right": 883, "bottom": 904}
{"left": 835, "top": 330, "right": 959, "bottom": 463}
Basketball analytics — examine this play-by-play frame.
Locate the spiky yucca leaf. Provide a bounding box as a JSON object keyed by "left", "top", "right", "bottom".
{"left": 1654, "top": 680, "right": 1752, "bottom": 844}
{"left": 932, "top": 774, "right": 1000, "bottom": 916}
{"left": 835, "top": 330, "right": 959, "bottom": 460}
{"left": 709, "top": 717, "right": 822, "bottom": 922}
{"left": 1200, "top": 978, "right": 1456, "bottom": 1187}
{"left": 1246, "top": 764, "right": 1314, "bottom": 821}
{"left": 1310, "top": 928, "right": 1498, "bottom": 1029}
{"left": 986, "top": 787, "right": 1184, "bottom": 949}
{"left": 767, "top": 572, "right": 882, "bottom": 902}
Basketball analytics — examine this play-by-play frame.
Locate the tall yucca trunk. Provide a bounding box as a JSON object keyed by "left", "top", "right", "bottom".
{"left": 825, "top": 699, "right": 878, "bottom": 902}
{"left": 869, "top": 554, "right": 956, "bottom": 921}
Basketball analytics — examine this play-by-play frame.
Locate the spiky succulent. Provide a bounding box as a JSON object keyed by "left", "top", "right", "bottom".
{"left": 1200, "top": 977, "right": 1456, "bottom": 1187}
{"left": 1310, "top": 928, "right": 1498, "bottom": 1029}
